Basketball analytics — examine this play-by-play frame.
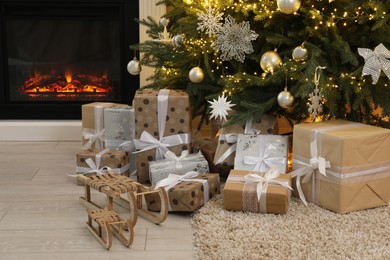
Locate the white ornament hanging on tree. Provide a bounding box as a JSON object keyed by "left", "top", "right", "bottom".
{"left": 277, "top": 87, "right": 294, "bottom": 108}
{"left": 189, "top": 67, "right": 204, "bottom": 83}
{"left": 152, "top": 17, "right": 172, "bottom": 44}
{"left": 127, "top": 57, "right": 142, "bottom": 75}
{"left": 277, "top": 0, "right": 301, "bottom": 14}
{"left": 214, "top": 15, "right": 258, "bottom": 63}
{"left": 292, "top": 44, "right": 308, "bottom": 62}
{"left": 208, "top": 93, "right": 235, "bottom": 121}
{"left": 358, "top": 43, "right": 390, "bottom": 84}
{"left": 308, "top": 66, "right": 326, "bottom": 118}
{"left": 172, "top": 34, "right": 183, "bottom": 47}
{"left": 197, "top": 6, "right": 224, "bottom": 36}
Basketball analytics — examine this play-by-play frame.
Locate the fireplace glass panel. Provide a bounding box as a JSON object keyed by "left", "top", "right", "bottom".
{"left": 5, "top": 6, "right": 121, "bottom": 102}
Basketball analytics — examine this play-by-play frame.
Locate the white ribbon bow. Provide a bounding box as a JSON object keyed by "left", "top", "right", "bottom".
{"left": 164, "top": 150, "right": 190, "bottom": 168}
{"left": 243, "top": 143, "right": 284, "bottom": 172}
{"left": 358, "top": 43, "right": 390, "bottom": 84}
{"left": 81, "top": 149, "right": 112, "bottom": 176}
{"left": 244, "top": 169, "right": 292, "bottom": 202}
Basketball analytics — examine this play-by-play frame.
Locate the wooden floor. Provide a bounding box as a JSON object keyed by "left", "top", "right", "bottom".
{"left": 0, "top": 142, "right": 194, "bottom": 259}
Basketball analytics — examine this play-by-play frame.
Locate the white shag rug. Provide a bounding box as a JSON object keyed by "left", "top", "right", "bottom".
{"left": 192, "top": 195, "right": 390, "bottom": 259}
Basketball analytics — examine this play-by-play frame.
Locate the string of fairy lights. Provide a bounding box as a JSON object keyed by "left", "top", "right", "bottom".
{"left": 159, "top": 0, "right": 389, "bottom": 107}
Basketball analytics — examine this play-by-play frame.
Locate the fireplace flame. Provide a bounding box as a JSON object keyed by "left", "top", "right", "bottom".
{"left": 64, "top": 72, "right": 72, "bottom": 83}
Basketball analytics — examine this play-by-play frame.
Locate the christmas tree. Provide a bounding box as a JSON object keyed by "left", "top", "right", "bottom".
{"left": 132, "top": 0, "right": 390, "bottom": 129}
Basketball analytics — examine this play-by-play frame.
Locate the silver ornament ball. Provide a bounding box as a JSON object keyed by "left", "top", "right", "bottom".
{"left": 260, "top": 51, "right": 282, "bottom": 73}
{"left": 292, "top": 45, "right": 308, "bottom": 61}
{"left": 277, "top": 0, "right": 301, "bottom": 14}
{"left": 277, "top": 89, "right": 294, "bottom": 108}
{"left": 189, "top": 67, "right": 204, "bottom": 83}
{"left": 127, "top": 58, "right": 142, "bottom": 75}
{"left": 172, "top": 34, "right": 183, "bottom": 47}
{"left": 160, "top": 17, "right": 169, "bottom": 27}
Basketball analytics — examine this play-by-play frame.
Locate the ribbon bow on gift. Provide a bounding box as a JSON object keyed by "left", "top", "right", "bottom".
{"left": 358, "top": 43, "right": 390, "bottom": 84}
{"left": 164, "top": 150, "right": 190, "bottom": 168}
{"left": 214, "top": 118, "right": 261, "bottom": 165}
{"left": 243, "top": 143, "right": 286, "bottom": 173}
{"left": 79, "top": 149, "right": 112, "bottom": 176}
{"left": 244, "top": 168, "right": 292, "bottom": 203}
{"left": 134, "top": 89, "right": 191, "bottom": 160}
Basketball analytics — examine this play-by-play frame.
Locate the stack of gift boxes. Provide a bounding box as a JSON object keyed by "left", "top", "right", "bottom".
{"left": 75, "top": 89, "right": 390, "bottom": 215}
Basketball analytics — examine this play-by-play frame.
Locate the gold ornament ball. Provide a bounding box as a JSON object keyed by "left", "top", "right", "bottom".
{"left": 292, "top": 45, "right": 308, "bottom": 61}
{"left": 260, "top": 51, "right": 282, "bottom": 73}
{"left": 277, "top": 0, "right": 301, "bottom": 14}
{"left": 127, "top": 58, "right": 142, "bottom": 75}
{"left": 189, "top": 67, "right": 204, "bottom": 83}
{"left": 277, "top": 89, "right": 294, "bottom": 108}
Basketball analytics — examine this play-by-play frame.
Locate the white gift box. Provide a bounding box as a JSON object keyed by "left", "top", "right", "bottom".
{"left": 234, "top": 134, "right": 288, "bottom": 173}
{"left": 149, "top": 151, "right": 210, "bottom": 186}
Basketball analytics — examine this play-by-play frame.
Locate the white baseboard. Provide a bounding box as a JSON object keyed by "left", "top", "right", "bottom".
{"left": 0, "top": 120, "right": 82, "bottom": 141}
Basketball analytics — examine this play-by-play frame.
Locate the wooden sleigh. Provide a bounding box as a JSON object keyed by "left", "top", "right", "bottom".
{"left": 78, "top": 173, "right": 168, "bottom": 226}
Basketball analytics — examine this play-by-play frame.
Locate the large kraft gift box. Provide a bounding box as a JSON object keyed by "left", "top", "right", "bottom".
{"left": 82, "top": 102, "right": 128, "bottom": 149}
{"left": 223, "top": 170, "right": 291, "bottom": 214}
{"left": 145, "top": 173, "right": 221, "bottom": 212}
{"left": 76, "top": 149, "right": 130, "bottom": 185}
{"left": 133, "top": 89, "right": 192, "bottom": 184}
{"left": 292, "top": 119, "right": 390, "bottom": 213}
{"left": 214, "top": 115, "right": 276, "bottom": 167}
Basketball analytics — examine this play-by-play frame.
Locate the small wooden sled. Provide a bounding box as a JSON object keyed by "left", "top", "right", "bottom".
{"left": 78, "top": 173, "right": 168, "bottom": 225}
{"left": 86, "top": 208, "right": 134, "bottom": 250}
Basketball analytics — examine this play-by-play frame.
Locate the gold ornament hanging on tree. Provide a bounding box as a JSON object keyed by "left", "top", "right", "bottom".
{"left": 277, "top": 0, "right": 301, "bottom": 14}
{"left": 260, "top": 50, "right": 282, "bottom": 73}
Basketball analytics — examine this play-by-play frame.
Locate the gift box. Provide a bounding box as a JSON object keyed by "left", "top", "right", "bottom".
{"left": 104, "top": 106, "right": 135, "bottom": 151}
{"left": 149, "top": 151, "right": 209, "bottom": 186}
{"left": 234, "top": 134, "right": 288, "bottom": 173}
{"left": 223, "top": 169, "right": 291, "bottom": 214}
{"left": 76, "top": 148, "right": 130, "bottom": 180}
{"left": 145, "top": 172, "right": 221, "bottom": 212}
{"left": 82, "top": 102, "right": 128, "bottom": 149}
{"left": 133, "top": 89, "right": 192, "bottom": 184}
{"left": 292, "top": 119, "right": 390, "bottom": 213}
{"left": 213, "top": 115, "right": 276, "bottom": 167}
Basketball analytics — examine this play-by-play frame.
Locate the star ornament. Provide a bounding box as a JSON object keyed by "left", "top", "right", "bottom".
{"left": 208, "top": 93, "right": 235, "bottom": 121}
{"left": 358, "top": 43, "right": 390, "bottom": 84}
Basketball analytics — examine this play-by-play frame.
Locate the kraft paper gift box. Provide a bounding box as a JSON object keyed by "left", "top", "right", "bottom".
{"left": 76, "top": 148, "right": 130, "bottom": 180}
{"left": 149, "top": 151, "right": 209, "bottom": 186}
{"left": 291, "top": 119, "right": 390, "bottom": 213}
{"left": 82, "top": 102, "right": 128, "bottom": 149}
{"left": 214, "top": 115, "right": 276, "bottom": 167}
{"left": 223, "top": 169, "right": 291, "bottom": 214}
{"left": 133, "top": 89, "right": 192, "bottom": 184}
{"left": 234, "top": 134, "right": 288, "bottom": 173}
{"left": 145, "top": 172, "right": 221, "bottom": 212}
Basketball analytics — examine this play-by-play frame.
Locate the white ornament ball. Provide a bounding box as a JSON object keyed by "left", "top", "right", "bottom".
{"left": 127, "top": 58, "right": 142, "bottom": 75}
{"left": 172, "top": 34, "right": 183, "bottom": 47}
{"left": 277, "top": 0, "right": 301, "bottom": 14}
{"left": 277, "top": 89, "right": 294, "bottom": 108}
{"left": 160, "top": 17, "right": 169, "bottom": 27}
{"left": 260, "top": 51, "right": 282, "bottom": 73}
{"left": 292, "top": 45, "right": 308, "bottom": 61}
{"left": 189, "top": 67, "right": 204, "bottom": 83}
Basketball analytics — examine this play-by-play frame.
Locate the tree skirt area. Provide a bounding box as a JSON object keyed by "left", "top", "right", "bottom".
{"left": 192, "top": 195, "right": 390, "bottom": 259}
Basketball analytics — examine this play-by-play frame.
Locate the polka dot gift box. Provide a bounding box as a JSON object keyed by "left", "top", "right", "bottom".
{"left": 133, "top": 89, "right": 192, "bottom": 184}
{"left": 145, "top": 173, "right": 221, "bottom": 212}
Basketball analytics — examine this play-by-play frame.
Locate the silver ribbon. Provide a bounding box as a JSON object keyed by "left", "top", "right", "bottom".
{"left": 154, "top": 171, "right": 209, "bottom": 211}
{"left": 358, "top": 43, "right": 390, "bottom": 84}
{"left": 214, "top": 117, "right": 261, "bottom": 165}
{"left": 164, "top": 150, "right": 190, "bottom": 168}
{"left": 82, "top": 105, "right": 105, "bottom": 149}
{"left": 134, "top": 89, "right": 191, "bottom": 160}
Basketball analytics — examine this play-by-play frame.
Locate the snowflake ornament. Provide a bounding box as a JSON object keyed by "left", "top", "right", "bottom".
{"left": 208, "top": 93, "right": 235, "bottom": 121}
{"left": 308, "top": 87, "right": 323, "bottom": 118}
{"left": 358, "top": 43, "right": 390, "bottom": 84}
{"left": 197, "top": 7, "right": 224, "bottom": 36}
{"left": 308, "top": 66, "right": 326, "bottom": 119}
{"left": 214, "top": 15, "right": 258, "bottom": 63}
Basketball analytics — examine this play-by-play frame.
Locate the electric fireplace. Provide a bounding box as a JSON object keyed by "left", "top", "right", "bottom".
{"left": 0, "top": 0, "right": 139, "bottom": 119}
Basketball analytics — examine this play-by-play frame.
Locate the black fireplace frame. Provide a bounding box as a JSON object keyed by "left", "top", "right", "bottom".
{"left": 0, "top": 0, "right": 139, "bottom": 119}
